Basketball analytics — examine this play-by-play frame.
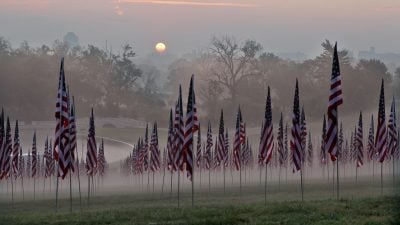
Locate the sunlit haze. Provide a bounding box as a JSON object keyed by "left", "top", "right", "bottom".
{"left": 1, "top": 0, "right": 400, "bottom": 57}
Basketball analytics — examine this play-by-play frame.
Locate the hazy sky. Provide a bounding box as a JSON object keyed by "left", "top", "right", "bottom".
{"left": 1, "top": 0, "right": 399, "bottom": 57}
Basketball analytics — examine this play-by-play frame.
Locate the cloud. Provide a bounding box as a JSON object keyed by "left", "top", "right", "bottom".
{"left": 114, "top": 5, "right": 124, "bottom": 15}
{"left": 115, "top": 0, "right": 259, "bottom": 8}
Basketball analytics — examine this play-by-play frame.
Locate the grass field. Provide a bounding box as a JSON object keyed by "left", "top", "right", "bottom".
{"left": 1, "top": 176, "right": 399, "bottom": 225}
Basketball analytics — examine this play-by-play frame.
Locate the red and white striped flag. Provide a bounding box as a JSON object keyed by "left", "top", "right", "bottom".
{"left": 182, "top": 75, "right": 197, "bottom": 180}
{"left": 300, "top": 107, "right": 307, "bottom": 163}
{"left": 216, "top": 110, "right": 225, "bottom": 168}
{"left": 150, "top": 123, "right": 160, "bottom": 172}
{"left": 167, "top": 109, "right": 175, "bottom": 171}
{"left": 278, "top": 113, "right": 285, "bottom": 166}
{"left": 0, "top": 118, "right": 11, "bottom": 179}
{"left": 69, "top": 100, "right": 77, "bottom": 173}
{"left": 205, "top": 121, "right": 213, "bottom": 170}
{"left": 54, "top": 58, "right": 71, "bottom": 179}
{"left": 174, "top": 87, "right": 185, "bottom": 171}
{"left": 31, "top": 131, "right": 37, "bottom": 177}
{"left": 233, "top": 109, "right": 241, "bottom": 171}
{"left": 388, "top": 97, "right": 397, "bottom": 159}
{"left": 0, "top": 110, "right": 4, "bottom": 178}
{"left": 86, "top": 108, "right": 97, "bottom": 175}
{"left": 224, "top": 129, "right": 229, "bottom": 168}
{"left": 143, "top": 125, "right": 149, "bottom": 172}
{"left": 196, "top": 123, "right": 202, "bottom": 168}
{"left": 376, "top": 80, "right": 387, "bottom": 163}
{"left": 18, "top": 146, "right": 24, "bottom": 178}
{"left": 12, "top": 120, "right": 20, "bottom": 178}
{"left": 320, "top": 115, "right": 327, "bottom": 166}
{"left": 356, "top": 112, "right": 364, "bottom": 167}
{"left": 44, "top": 137, "right": 52, "bottom": 178}
{"left": 326, "top": 43, "right": 343, "bottom": 161}
{"left": 259, "top": 86, "right": 274, "bottom": 165}
{"left": 97, "top": 139, "right": 107, "bottom": 176}
{"left": 367, "top": 115, "right": 375, "bottom": 161}
{"left": 291, "top": 80, "right": 302, "bottom": 171}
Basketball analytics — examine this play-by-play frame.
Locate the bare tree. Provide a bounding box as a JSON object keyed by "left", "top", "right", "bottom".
{"left": 209, "top": 36, "right": 262, "bottom": 104}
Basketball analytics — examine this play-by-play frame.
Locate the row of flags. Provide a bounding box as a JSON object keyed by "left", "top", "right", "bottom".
{"left": 120, "top": 43, "right": 398, "bottom": 183}
{"left": 0, "top": 58, "right": 108, "bottom": 187}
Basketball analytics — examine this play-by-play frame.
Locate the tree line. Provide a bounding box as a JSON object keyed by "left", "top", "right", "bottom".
{"left": 0, "top": 36, "right": 398, "bottom": 126}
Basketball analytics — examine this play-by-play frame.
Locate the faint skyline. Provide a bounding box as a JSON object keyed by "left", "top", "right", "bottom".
{"left": 1, "top": 0, "right": 400, "bottom": 57}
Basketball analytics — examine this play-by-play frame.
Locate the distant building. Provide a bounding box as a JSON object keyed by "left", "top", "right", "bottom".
{"left": 358, "top": 47, "right": 400, "bottom": 72}
{"left": 63, "top": 32, "right": 79, "bottom": 48}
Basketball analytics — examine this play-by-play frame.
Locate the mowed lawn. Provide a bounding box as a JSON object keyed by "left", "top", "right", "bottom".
{"left": 1, "top": 177, "right": 399, "bottom": 225}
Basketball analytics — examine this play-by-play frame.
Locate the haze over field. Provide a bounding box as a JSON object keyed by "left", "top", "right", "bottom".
{"left": 1, "top": 0, "right": 400, "bottom": 57}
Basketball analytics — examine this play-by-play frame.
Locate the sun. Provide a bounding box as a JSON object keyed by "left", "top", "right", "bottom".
{"left": 155, "top": 42, "right": 166, "bottom": 53}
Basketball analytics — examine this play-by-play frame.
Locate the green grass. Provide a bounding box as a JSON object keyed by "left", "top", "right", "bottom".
{"left": 1, "top": 177, "right": 399, "bottom": 225}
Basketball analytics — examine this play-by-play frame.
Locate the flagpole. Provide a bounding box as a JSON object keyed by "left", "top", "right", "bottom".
{"left": 162, "top": 163, "right": 166, "bottom": 196}
{"left": 300, "top": 166, "right": 304, "bottom": 202}
{"left": 264, "top": 161, "right": 267, "bottom": 205}
{"left": 380, "top": 163, "right": 383, "bottom": 195}
{"left": 21, "top": 172, "right": 24, "bottom": 201}
{"left": 177, "top": 170, "right": 180, "bottom": 208}
{"left": 11, "top": 170, "right": 14, "bottom": 203}
{"left": 55, "top": 161, "right": 60, "bottom": 213}
{"left": 76, "top": 146, "right": 82, "bottom": 211}
{"left": 87, "top": 174, "right": 90, "bottom": 207}
{"left": 337, "top": 158, "right": 339, "bottom": 200}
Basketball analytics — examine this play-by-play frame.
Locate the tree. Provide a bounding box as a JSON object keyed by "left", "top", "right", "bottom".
{"left": 209, "top": 36, "right": 262, "bottom": 105}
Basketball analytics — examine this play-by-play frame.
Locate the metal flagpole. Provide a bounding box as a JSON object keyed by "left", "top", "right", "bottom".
{"left": 264, "top": 161, "right": 267, "bottom": 205}
{"left": 177, "top": 170, "right": 180, "bottom": 208}
{"left": 337, "top": 158, "right": 339, "bottom": 200}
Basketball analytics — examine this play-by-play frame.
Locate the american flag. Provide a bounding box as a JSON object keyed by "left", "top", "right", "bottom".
{"left": 54, "top": 58, "right": 71, "bottom": 179}
{"left": 26, "top": 150, "right": 31, "bottom": 177}
{"left": 277, "top": 113, "right": 285, "bottom": 166}
{"left": 233, "top": 109, "right": 241, "bottom": 170}
{"left": 143, "top": 125, "right": 149, "bottom": 172}
{"left": 18, "top": 147, "right": 24, "bottom": 178}
{"left": 388, "top": 97, "right": 397, "bottom": 159}
{"left": 0, "top": 110, "right": 4, "bottom": 178}
{"left": 44, "top": 137, "right": 52, "bottom": 178}
{"left": 224, "top": 129, "right": 229, "bottom": 168}
{"left": 174, "top": 87, "right": 185, "bottom": 171}
{"left": 356, "top": 112, "right": 364, "bottom": 167}
{"left": 150, "top": 123, "right": 160, "bottom": 172}
{"left": 338, "top": 122, "right": 344, "bottom": 160}
{"left": 326, "top": 43, "right": 343, "bottom": 161}
{"left": 31, "top": 131, "right": 37, "bottom": 177}
{"left": 182, "top": 75, "right": 197, "bottom": 180}
{"left": 307, "top": 132, "right": 313, "bottom": 167}
{"left": 291, "top": 80, "right": 302, "bottom": 171}
{"left": 205, "top": 121, "right": 213, "bottom": 170}
{"left": 167, "top": 109, "right": 175, "bottom": 171}
{"left": 86, "top": 109, "right": 97, "bottom": 176}
{"left": 0, "top": 118, "right": 11, "bottom": 179}
{"left": 259, "top": 86, "right": 274, "bottom": 165}
{"left": 239, "top": 108, "right": 245, "bottom": 144}
{"left": 12, "top": 120, "right": 20, "bottom": 178}
{"left": 349, "top": 131, "right": 356, "bottom": 161}
{"left": 214, "top": 137, "right": 219, "bottom": 169}
{"left": 376, "top": 80, "right": 387, "bottom": 163}
{"left": 196, "top": 123, "right": 202, "bottom": 168}
{"left": 69, "top": 99, "right": 77, "bottom": 173}
{"left": 216, "top": 110, "right": 225, "bottom": 168}
{"left": 283, "top": 123, "right": 289, "bottom": 167}
{"left": 97, "top": 139, "right": 106, "bottom": 176}
{"left": 367, "top": 115, "right": 375, "bottom": 161}
{"left": 300, "top": 107, "right": 307, "bottom": 164}
{"left": 320, "top": 115, "right": 327, "bottom": 165}
{"left": 49, "top": 139, "right": 55, "bottom": 176}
